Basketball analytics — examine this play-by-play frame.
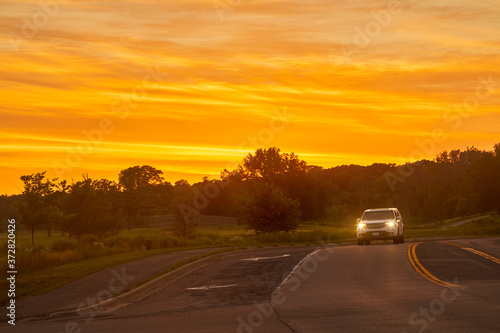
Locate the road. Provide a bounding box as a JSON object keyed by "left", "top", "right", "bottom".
{"left": 4, "top": 238, "right": 500, "bottom": 333}
{"left": 13, "top": 247, "right": 232, "bottom": 319}
{"left": 445, "top": 214, "right": 491, "bottom": 228}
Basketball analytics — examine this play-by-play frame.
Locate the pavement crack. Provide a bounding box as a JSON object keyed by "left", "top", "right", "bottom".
{"left": 270, "top": 302, "right": 300, "bottom": 333}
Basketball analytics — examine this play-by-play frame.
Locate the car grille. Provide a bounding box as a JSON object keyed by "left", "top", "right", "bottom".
{"left": 367, "top": 231, "right": 390, "bottom": 237}
{"left": 366, "top": 223, "right": 385, "bottom": 229}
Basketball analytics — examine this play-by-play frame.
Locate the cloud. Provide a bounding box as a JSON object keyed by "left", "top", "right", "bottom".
{"left": 0, "top": 0, "right": 499, "bottom": 194}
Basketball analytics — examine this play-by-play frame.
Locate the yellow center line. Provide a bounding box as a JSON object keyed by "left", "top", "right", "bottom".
{"left": 407, "top": 243, "right": 460, "bottom": 288}
{"left": 442, "top": 242, "right": 500, "bottom": 265}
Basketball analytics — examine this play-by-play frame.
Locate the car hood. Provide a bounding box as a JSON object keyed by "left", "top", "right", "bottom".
{"left": 362, "top": 219, "right": 392, "bottom": 224}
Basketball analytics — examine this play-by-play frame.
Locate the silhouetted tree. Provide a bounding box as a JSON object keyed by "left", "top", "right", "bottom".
{"left": 172, "top": 199, "right": 199, "bottom": 238}
{"left": 118, "top": 165, "right": 164, "bottom": 190}
{"left": 0, "top": 195, "right": 20, "bottom": 231}
{"left": 64, "top": 175, "right": 124, "bottom": 238}
{"left": 170, "top": 179, "right": 200, "bottom": 237}
{"left": 175, "top": 179, "right": 190, "bottom": 187}
{"left": 241, "top": 182, "right": 301, "bottom": 233}
{"left": 17, "top": 172, "right": 60, "bottom": 245}
{"left": 118, "top": 165, "right": 166, "bottom": 230}
{"left": 10, "top": 143, "right": 500, "bottom": 237}
{"left": 237, "top": 147, "right": 308, "bottom": 183}
{"left": 463, "top": 146, "right": 500, "bottom": 213}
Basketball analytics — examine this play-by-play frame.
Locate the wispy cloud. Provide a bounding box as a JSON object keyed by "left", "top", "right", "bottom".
{"left": 0, "top": 0, "right": 499, "bottom": 193}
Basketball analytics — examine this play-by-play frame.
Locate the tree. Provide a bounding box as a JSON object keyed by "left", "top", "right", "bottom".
{"left": 230, "top": 147, "right": 331, "bottom": 220}
{"left": 118, "top": 165, "right": 166, "bottom": 230}
{"left": 17, "top": 172, "right": 59, "bottom": 245}
{"left": 241, "top": 183, "right": 301, "bottom": 233}
{"left": 175, "top": 179, "right": 190, "bottom": 187}
{"left": 237, "top": 147, "right": 308, "bottom": 182}
{"left": 63, "top": 175, "right": 124, "bottom": 238}
{"left": 172, "top": 200, "right": 199, "bottom": 238}
{"left": 0, "top": 195, "right": 20, "bottom": 231}
{"left": 240, "top": 147, "right": 287, "bottom": 181}
{"left": 463, "top": 145, "right": 500, "bottom": 213}
{"left": 171, "top": 179, "right": 199, "bottom": 237}
{"left": 43, "top": 179, "right": 71, "bottom": 237}
{"left": 118, "top": 165, "right": 164, "bottom": 190}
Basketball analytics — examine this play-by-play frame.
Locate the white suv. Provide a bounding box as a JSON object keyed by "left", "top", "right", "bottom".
{"left": 356, "top": 208, "right": 404, "bottom": 245}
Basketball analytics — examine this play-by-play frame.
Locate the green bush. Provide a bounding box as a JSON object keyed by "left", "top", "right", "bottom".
{"left": 160, "top": 237, "right": 174, "bottom": 248}
{"left": 241, "top": 183, "right": 301, "bottom": 233}
{"left": 31, "top": 244, "right": 47, "bottom": 253}
{"left": 79, "top": 234, "right": 99, "bottom": 247}
{"left": 103, "top": 235, "right": 129, "bottom": 249}
{"left": 229, "top": 236, "right": 245, "bottom": 245}
{"left": 77, "top": 245, "right": 111, "bottom": 259}
{"left": 51, "top": 240, "right": 77, "bottom": 252}
{"left": 159, "top": 234, "right": 186, "bottom": 248}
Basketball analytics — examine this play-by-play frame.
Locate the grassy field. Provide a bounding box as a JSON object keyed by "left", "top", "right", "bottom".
{"left": 1, "top": 212, "right": 499, "bottom": 304}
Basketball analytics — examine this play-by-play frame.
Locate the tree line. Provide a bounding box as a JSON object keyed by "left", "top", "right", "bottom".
{"left": 1, "top": 144, "right": 499, "bottom": 243}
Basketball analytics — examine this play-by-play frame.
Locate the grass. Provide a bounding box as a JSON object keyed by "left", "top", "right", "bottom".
{"left": 454, "top": 216, "right": 499, "bottom": 228}
{"left": 11, "top": 230, "right": 68, "bottom": 248}
{"left": 405, "top": 214, "right": 500, "bottom": 238}
{"left": 1, "top": 212, "right": 499, "bottom": 305}
{"left": 441, "top": 212, "right": 495, "bottom": 225}
{"left": 0, "top": 245, "right": 235, "bottom": 305}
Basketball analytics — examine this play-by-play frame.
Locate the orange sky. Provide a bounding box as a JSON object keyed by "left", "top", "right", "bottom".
{"left": 1, "top": 0, "right": 499, "bottom": 194}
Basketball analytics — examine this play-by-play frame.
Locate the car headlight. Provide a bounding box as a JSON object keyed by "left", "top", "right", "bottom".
{"left": 357, "top": 223, "right": 366, "bottom": 229}
{"left": 386, "top": 221, "right": 395, "bottom": 227}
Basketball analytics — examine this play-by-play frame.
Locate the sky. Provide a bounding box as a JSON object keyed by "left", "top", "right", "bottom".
{"left": 1, "top": 0, "right": 499, "bottom": 195}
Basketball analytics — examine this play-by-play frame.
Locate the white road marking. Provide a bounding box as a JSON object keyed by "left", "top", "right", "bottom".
{"left": 241, "top": 254, "right": 291, "bottom": 261}
{"left": 272, "top": 249, "right": 321, "bottom": 296}
{"left": 186, "top": 284, "right": 238, "bottom": 291}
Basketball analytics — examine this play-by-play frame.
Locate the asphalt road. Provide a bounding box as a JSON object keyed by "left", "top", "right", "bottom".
{"left": 4, "top": 238, "right": 500, "bottom": 333}
{"left": 14, "top": 247, "right": 230, "bottom": 319}
{"left": 446, "top": 214, "right": 491, "bottom": 228}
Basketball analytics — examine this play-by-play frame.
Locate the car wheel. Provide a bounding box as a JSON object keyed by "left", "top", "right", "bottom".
{"left": 357, "top": 238, "right": 364, "bottom": 246}
{"left": 393, "top": 230, "right": 399, "bottom": 244}
{"left": 365, "top": 240, "right": 371, "bottom": 245}
{"left": 399, "top": 233, "right": 405, "bottom": 243}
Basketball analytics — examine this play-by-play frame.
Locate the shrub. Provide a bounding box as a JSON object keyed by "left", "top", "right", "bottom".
{"left": 77, "top": 245, "right": 110, "bottom": 260}
{"left": 103, "top": 235, "right": 129, "bottom": 249}
{"left": 229, "top": 236, "right": 245, "bottom": 245}
{"left": 241, "top": 183, "right": 301, "bottom": 234}
{"left": 160, "top": 237, "right": 174, "bottom": 248}
{"left": 172, "top": 203, "right": 199, "bottom": 238}
{"left": 31, "top": 244, "right": 47, "bottom": 253}
{"left": 131, "top": 235, "right": 147, "bottom": 250}
{"left": 79, "top": 234, "right": 99, "bottom": 247}
{"left": 51, "top": 240, "right": 77, "bottom": 252}
{"left": 16, "top": 250, "right": 78, "bottom": 272}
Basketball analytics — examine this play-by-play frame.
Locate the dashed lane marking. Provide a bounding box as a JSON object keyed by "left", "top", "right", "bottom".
{"left": 242, "top": 254, "right": 291, "bottom": 261}
{"left": 186, "top": 284, "right": 238, "bottom": 291}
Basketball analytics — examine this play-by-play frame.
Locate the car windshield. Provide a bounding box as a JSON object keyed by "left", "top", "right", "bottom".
{"left": 362, "top": 210, "right": 394, "bottom": 221}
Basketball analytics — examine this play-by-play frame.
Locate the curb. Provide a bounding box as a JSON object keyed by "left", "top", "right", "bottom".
{"left": 21, "top": 249, "right": 245, "bottom": 323}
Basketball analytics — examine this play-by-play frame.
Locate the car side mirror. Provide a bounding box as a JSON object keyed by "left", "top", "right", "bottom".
{"left": 356, "top": 218, "right": 361, "bottom": 223}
